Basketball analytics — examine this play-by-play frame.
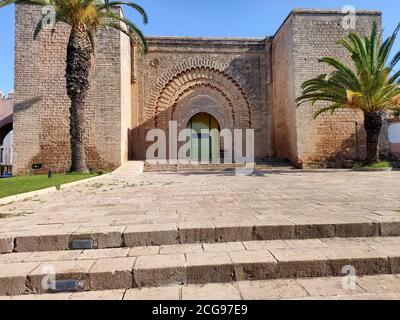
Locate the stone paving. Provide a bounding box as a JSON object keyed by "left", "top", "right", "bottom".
{"left": 0, "top": 163, "right": 399, "bottom": 236}
{"left": 1, "top": 236, "right": 400, "bottom": 296}
{"left": 1, "top": 163, "right": 400, "bottom": 299}
{"left": 2, "top": 274, "right": 400, "bottom": 300}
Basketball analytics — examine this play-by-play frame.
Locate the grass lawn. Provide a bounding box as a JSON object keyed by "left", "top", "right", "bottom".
{"left": 354, "top": 161, "right": 392, "bottom": 169}
{"left": 0, "top": 173, "right": 103, "bottom": 198}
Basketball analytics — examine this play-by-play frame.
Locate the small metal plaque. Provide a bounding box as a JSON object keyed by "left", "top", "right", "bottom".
{"left": 51, "top": 280, "right": 84, "bottom": 293}
{"left": 31, "top": 163, "right": 43, "bottom": 170}
{"left": 70, "top": 239, "right": 98, "bottom": 250}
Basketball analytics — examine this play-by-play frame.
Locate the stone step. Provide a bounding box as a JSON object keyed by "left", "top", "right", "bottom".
{"left": 2, "top": 274, "right": 400, "bottom": 300}
{"left": 143, "top": 162, "right": 293, "bottom": 172}
{"left": 1, "top": 236, "right": 400, "bottom": 296}
{"left": 2, "top": 216, "right": 399, "bottom": 253}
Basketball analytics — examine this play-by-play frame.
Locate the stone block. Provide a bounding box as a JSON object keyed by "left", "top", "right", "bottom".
{"left": 89, "top": 257, "right": 136, "bottom": 290}
{"left": 133, "top": 254, "right": 186, "bottom": 287}
{"left": 124, "top": 287, "right": 180, "bottom": 300}
{"left": 324, "top": 246, "right": 390, "bottom": 276}
{"left": 295, "top": 223, "right": 335, "bottom": 239}
{"left": 0, "top": 252, "right": 32, "bottom": 264}
{"left": 335, "top": 222, "right": 380, "bottom": 238}
{"left": 203, "top": 242, "right": 245, "bottom": 252}
{"left": 270, "top": 248, "right": 332, "bottom": 278}
{"left": 237, "top": 279, "right": 308, "bottom": 300}
{"left": 370, "top": 245, "right": 400, "bottom": 273}
{"left": 24, "top": 250, "right": 82, "bottom": 263}
{"left": 186, "top": 252, "right": 234, "bottom": 284}
{"left": 78, "top": 248, "right": 130, "bottom": 260}
{"left": 380, "top": 221, "right": 400, "bottom": 237}
{"left": 182, "top": 283, "right": 241, "bottom": 300}
{"left": 178, "top": 222, "right": 216, "bottom": 244}
{"left": 0, "top": 262, "right": 39, "bottom": 295}
{"left": 128, "top": 246, "right": 160, "bottom": 257}
{"left": 14, "top": 228, "right": 77, "bottom": 252}
{"left": 242, "top": 240, "right": 289, "bottom": 250}
{"left": 124, "top": 224, "right": 179, "bottom": 246}
{"left": 253, "top": 223, "right": 295, "bottom": 241}
{"left": 0, "top": 236, "right": 14, "bottom": 253}
{"left": 230, "top": 250, "right": 278, "bottom": 281}
{"left": 70, "top": 289, "right": 125, "bottom": 300}
{"left": 356, "top": 274, "right": 400, "bottom": 294}
{"left": 28, "top": 260, "right": 95, "bottom": 293}
{"left": 296, "top": 277, "right": 366, "bottom": 297}
{"left": 214, "top": 222, "right": 253, "bottom": 243}
{"left": 70, "top": 226, "right": 125, "bottom": 249}
{"left": 12, "top": 292, "right": 72, "bottom": 300}
{"left": 159, "top": 244, "right": 203, "bottom": 255}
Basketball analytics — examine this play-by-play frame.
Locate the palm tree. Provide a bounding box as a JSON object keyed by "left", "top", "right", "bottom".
{"left": 296, "top": 22, "right": 400, "bottom": 164}
{"left": 0, "top": 0, "right": 148, "bottom": 172}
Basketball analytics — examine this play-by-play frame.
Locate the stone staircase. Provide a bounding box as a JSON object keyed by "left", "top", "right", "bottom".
{"left": 1, "top": 218, "right": 400, "bottom": 299}
{"left": 143, "top": 159, "right": 293, "bottom": 173}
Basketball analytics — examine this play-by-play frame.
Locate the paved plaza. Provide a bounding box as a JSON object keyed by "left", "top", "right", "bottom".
{"left": 0, "top": 163, "right": 399, "bottom": 234}
{"left": 1, "top": 163, "right": 400, "bottom": 299}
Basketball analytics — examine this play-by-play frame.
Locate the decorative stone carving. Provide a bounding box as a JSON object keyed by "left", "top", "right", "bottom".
{"left": 149, "top": 58, "right": 160, "bottom": 68}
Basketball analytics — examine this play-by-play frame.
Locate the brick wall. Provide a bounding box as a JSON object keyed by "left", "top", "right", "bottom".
{"left": 13, "top": 6, "right": 388, "bottom": 171}
{"left": 272, "top": 9, "right": 387, "bottom": 167}
{"left": 13, "top": 5, "right": 127, "bottom": 175}
{"left": 132, "top": 37, "right": 271, "bottom": 161}
{"left": 271, "top": 16, "right": 298, "bottom": 163}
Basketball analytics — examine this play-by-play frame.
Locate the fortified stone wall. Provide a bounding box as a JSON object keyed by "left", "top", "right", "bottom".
{"left": 271, "top": 16, "right": 298, "bottom": 163}
{"left": 13, "top": 6, "right": 388, "bottom": 173}
{"left": 13, "top": 5, "right": 129, "bottom": 175}
{"left": 131, "top": 37, "right": 270, "bottom": 160}
{"left": 274, "top": 9, "right": 385, "bottom": 167}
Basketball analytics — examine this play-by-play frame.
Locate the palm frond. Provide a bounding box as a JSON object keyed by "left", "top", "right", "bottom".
{"left": 1, "top": 0, "right": 149, "bottom": 54}
{"left": 313, "top": 104, "right": 346, "bottom": 119}
{"left": 100, "top": 9, "right": 147, "bottom": 53}
{"left": 103, "top": 1, "right": 148, "bottom": 24}
{"left": 390, "top": 50, "right": 400, "bottom": 69}
{"left": 297, "top": 21, "right": 400, "bottom": 116}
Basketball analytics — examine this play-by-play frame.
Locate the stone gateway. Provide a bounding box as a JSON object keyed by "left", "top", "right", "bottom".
{"left": 12, "top": 6, "right": 387, "bottom": 174}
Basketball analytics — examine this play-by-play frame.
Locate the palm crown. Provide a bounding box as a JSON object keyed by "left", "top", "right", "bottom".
{"left": 296, "top": 21, "right": 400, "bottom": 165}
{"left": 296, "top": 21, "right": 400, "bottom": 118}
{"left": 0, "top": 0, "right": 148, "bottom": 52}
{"left": 0, "top": 0, "right": 148, "bottom": 172}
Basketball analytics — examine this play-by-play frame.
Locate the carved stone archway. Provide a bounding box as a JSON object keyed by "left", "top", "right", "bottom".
{"left": 173, "top": 90, "right": 234, "bottom": 133}
{"left": 145, "top": 65, "right": 252, "bottom": 130}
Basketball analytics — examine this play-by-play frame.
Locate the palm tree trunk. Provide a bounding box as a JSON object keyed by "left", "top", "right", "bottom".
{"left": 364, "top": 111, "right": 383, "bottom": 164}
{"left": 66, "top": 24, "right": 92, "bottom": 173}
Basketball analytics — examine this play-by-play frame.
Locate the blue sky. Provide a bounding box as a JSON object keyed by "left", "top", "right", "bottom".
{"left": 0, "top": 0, "right": 399, "bottom": 94}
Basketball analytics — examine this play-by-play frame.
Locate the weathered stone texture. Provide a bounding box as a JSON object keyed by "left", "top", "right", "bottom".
{"left": 13, "top": 5, "right": 130, "bottom": 174}
{"left": 274, "top": 10, "right": 384, "bottom": 167}
{"left": 131, "top": 37, "right": 270, "bottom": 160}
{"left": 271, "top": 16, "right": 298, "bottom": 162}
{"left": 13, "top": 8, "right": 387, "bottom": 171}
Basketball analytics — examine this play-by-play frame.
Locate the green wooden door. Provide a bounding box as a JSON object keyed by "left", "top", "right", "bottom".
{"left": 188, "top": 113, "right": 219, "bottom": 162}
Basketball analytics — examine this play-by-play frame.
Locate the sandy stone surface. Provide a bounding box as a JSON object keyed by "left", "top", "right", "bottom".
{"left": 0, "top": 165, "right": 399, "bottom": 241}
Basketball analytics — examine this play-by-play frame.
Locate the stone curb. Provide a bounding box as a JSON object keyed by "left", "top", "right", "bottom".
{"left": 4, "top": 274, "right": 400, "bottom": 300}
{"left": 0, "top": 174, "right": 114, "bottom": 206}
{"left": 353, "top": 167, "right": 393, "bottom": 172}
{"left": 4, "top": 218, "right": 400, "bottom": 253}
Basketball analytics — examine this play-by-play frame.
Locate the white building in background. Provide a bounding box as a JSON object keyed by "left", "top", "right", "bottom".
{"left": 0, "top": 130, "right": 13, "bottom": 165}
{"left": 0, "top": 90, "right": 13, "bottom": 169}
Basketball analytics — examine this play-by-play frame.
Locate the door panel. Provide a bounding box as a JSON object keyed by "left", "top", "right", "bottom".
{"left": 189, "top": 113, "right": 220, "bottom": 162}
